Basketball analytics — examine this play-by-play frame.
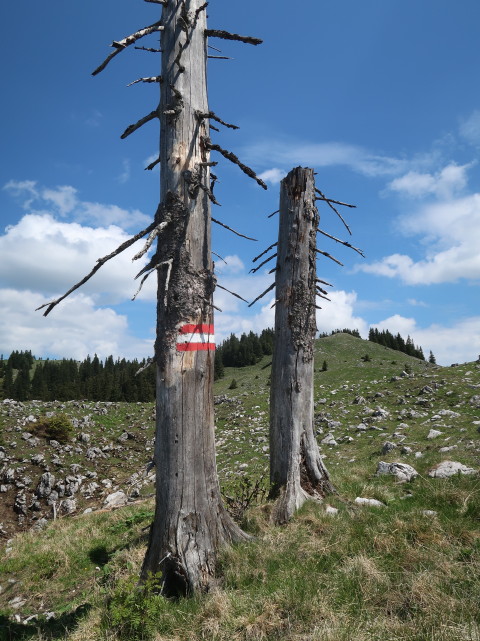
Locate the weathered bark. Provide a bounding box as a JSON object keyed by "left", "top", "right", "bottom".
{"left": 141, "top": 0, "right": 248, "bottom": 596}
{"left": 270, "top": 167, "right": 334, "bottom": 525}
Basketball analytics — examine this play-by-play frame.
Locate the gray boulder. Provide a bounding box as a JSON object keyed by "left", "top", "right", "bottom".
{"left": 103, "top": 490, "right": 128, "bottom": 509}
{"left": 35, "top": 472, "right": 55, "bottom": 498}
{"left": 376, "top": 461, "right": 418, "bottom": 482}
{"left": 428, "top": 460, "right": 477, "bottom": 478}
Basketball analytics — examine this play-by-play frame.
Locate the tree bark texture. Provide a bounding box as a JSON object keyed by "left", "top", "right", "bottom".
{"left": 270, "top": 167, "right": 334, "bottom": 525}
{"left": 141, "top": 0, "right": 248, "bottom": 596}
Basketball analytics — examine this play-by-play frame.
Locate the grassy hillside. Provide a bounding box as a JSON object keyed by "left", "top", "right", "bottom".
{"left": 0, "top": 334, "right": 479, "bottom": 641}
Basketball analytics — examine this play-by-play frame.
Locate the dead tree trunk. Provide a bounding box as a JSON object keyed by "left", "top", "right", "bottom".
{"left": 269, "top": 167, "right": 334, "bottom": 524}
{"left": 140, "top": 0, "right": 249, "bottom": 596}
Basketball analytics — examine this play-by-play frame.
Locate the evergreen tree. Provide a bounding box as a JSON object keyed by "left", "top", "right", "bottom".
{"left": 429, "top": 350, "right": 437, "bottom": 364}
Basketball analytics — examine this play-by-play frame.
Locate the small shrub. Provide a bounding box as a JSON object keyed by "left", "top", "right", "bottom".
{"left": 229, "top": 378, "right": 238, "bottom": 390}
{"left": 105, "top": 574, "right": 165, "bottom": 641}
{"left": 222, "top": 474, "right": 269, "bottom": 522}
{"left": 35, "top": 413, "right": 73, "bottom": 443}
{"left": 322, "top": 360, "right": 328, "bottom": 371}
{"left": 361, "top": 354, "right": 371, "bottom": 362}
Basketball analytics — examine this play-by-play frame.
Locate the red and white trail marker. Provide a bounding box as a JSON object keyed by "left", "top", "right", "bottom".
{"left": 176, "top": 324, "right": 216, "bottom": 352}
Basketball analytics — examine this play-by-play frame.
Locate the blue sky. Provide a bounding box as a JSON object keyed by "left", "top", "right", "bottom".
{"left": 1, "top": 0, "right": 479, "bottom": 365}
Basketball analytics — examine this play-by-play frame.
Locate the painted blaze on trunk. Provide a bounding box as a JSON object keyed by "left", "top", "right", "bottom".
{"left": 270, "top": 167, "right": 334, "bottom": 525}
{"left": 141, "top": 0, "right": 248, "bottom": 596}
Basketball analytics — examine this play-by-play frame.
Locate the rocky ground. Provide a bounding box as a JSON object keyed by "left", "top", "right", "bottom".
{"left": 1, "top": 334, "right": 479, "bottom": 545}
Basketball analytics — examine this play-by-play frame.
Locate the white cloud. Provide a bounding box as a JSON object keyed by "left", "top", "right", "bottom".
{"left": 0, "top": 214, "right": 155, "bottom": 303}
{"left": 42, "top": 185, "right": 78, "bottom": 215}
{"left": 387, "top": 163, "right": 471, "bottom": 199}
{"left": 371, "top": 314, "right": 480, "bottom": 366}
{"left": 316, "top": 290, "right": 368, "bottom": 337}
{"left": 214, "top": 254, "right": 245, "bottom": 275}
{"left": 258, "top": 168, "right": 286, "bottom": 185}
{"left": 244, "top": 139, "right": 436, "bottom": 179}
{"left": 3, "top": 180, "right": 39, "bottom": 209}
{"left": 3, "top": 180, "right": 150, "bottom": 229}
{"left": 359, "top": 190, "right": 480, "bottom": 284}
{"left": 0, "top": 289, "right": 153, "bottom": 361}
{"left": 460, "top": 110, "right": 480, "bottom": 147}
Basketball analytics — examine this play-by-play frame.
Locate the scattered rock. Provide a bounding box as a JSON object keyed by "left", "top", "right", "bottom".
{"left": 355, "top": 497, "right": 386, "bottom": 507}
{"left": 427, "top": 429, "right": 442, "bottom": 439}
{"left": 376, "top": 461, "right": 418, "bottom": 482}
{"left": 103, "top": 490, "right": 128, "bottom": 509}
{"left": 428, "top": 461, "right": 477, "bottom": 478}
{"left": 381, "top": 441, "right": 397, "bottom": 454}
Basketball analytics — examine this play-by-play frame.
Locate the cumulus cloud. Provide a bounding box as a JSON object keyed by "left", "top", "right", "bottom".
{"left": 359, "top": 188, "right": 480, "bottom": 284}
{"left": 0, "top": 214, "right": 155, "bottom": 303}
{"left": 258, "top": 168, "right": 286, "bottom": 185}
{"left": 387, "top": 163, "right": 471, "bottom": 199}
{"left": 3, "top": 180, "right": 149, "bottom": 228}
{"left": 214, "top": 255, "right": 245, "bottom": 275}
{"left": 371, "top": 314, "right": 480, "bottom": 366}
{"left": 316, "top": 290, "right": 368, "bottom": 337}
{"left": 0, "top": 289, "right": 153, "bottom": 361}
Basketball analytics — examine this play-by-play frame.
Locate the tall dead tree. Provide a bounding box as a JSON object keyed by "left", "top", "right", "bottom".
{"left": 38, "top": 0, "right": 266, "bottom": 595}
{"left": 139, "top": 0, "right": 256, "bottom": 596}
{"left": 269, "top": 167, "right": 335, "bottom": 524}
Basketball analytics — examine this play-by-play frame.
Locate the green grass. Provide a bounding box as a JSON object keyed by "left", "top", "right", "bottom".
{"left": 0, "top": 334, "right": 479, "bottom": 640}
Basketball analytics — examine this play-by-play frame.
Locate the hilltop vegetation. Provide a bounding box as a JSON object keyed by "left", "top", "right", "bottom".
{"left": 0, "top": 333, "right": 479, "bottom": 640}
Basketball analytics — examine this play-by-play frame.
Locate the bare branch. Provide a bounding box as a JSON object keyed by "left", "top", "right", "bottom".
{"left": 132, "top": 221, "right": 169, "bottom": 261}
{"left": 135, "top": 46, "right": 162, "bottom": 53}
{"left": 135, "top": 357, "right": 156, "bottom": 376}
{"left": 208, "top": 44, "right": 223, "bottom": 53}
{"left": 253, "top": 241, "right": 278, "bottom": 263}
{"left": 315, "top": 190, "right": 356, "bottom": 209}
{"left": 315, "top": 187, "right": 352, "bottom": 235}
{"left": 203, "top": 137, "right": 267, "bottom": 189}
{"left": 92, "top": 21, "right": 164, "bottom": 75}
{"left": 205, "top": 29, "right": 263, "bottom": 46}
{"left": 316, "top": 285, "right": 329, "bottom": 296}
{"left": 216, "top": 284, "right": 249, "bottom": 304}
{"left": 112, "top": 22, "right": 164, "bottom": 49}
{"left": 127, "top": 75, "right": 163, "bottom": 87}
{"left": 250, "top": 253, "right": 277, "bottom": 274}
{"left": 208, "top": 55, "right": 233, "bottom": 60}
{"left": 196, "top": 111, "right": 239, "bottom": 130}
{"left": 212, "top": 251, "right": 227, "bottom": 264}
{"left": 268, "top": 209, "right": 280, "bottom": 218}
{"left": 316, "top": 249, "right": 344, "bottom": 267}
{"left": 144, "top": 0, "right": 167, "bottom": 4}
{"left": 318, "top": 229, "right": 365, "bottom": 257}
{"left": 121, "top": 108, "right": 159, "bottom": 139}
{"left": 36, "top": 220, "right": 158, "bottom": 316}
{"left": 316, "top": 278, "right": 333, "bottom": 287}
{"left": 132, "top": 267, "right": 156, "bottom": 301}
{"left": 212, "top": 217, "right": 257, "bottom": 241}
{"left": 248, "top": 282, "right": 275, "bottom": 307}
{"left": 316, "top": 291, "right": 331, "bottom": 302}
{"left": 145, "top": 157, "right": 160, "bottom": 171}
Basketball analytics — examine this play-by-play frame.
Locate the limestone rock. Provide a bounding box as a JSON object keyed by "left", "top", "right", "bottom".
{"left": 103, "top": 490, "right": 128, "bottom": 509}
{"left": 376, "top": 461, "right": 418, "bottom": 482}
{"left": 428, "top": 460, "right": 477, "bottom": 478}
{"left": 355, "top": 497, "right": 386, "bottom": 507}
